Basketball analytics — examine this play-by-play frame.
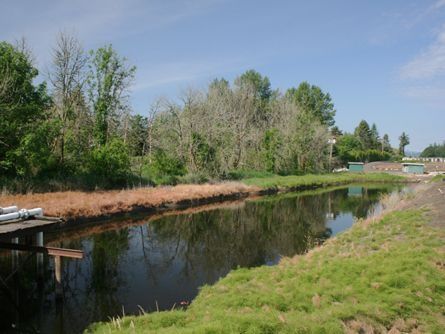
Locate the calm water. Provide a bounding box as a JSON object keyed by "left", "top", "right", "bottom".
{"left": 0, "top": 185, "right": 401, "bottom": 333}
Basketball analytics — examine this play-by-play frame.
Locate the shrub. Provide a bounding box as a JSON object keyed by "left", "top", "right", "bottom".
{"left": 143, "top": 149, "right": 187, "bottom": 185}
{"left": 86, "top": 139, "right": 131, "bottom": 187}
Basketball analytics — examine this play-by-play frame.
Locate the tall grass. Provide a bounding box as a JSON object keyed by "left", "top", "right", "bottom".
{"left": 0, "top": 182, "right": 255, "bottom": 219}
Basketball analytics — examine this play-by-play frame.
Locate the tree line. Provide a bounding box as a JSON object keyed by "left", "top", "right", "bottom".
{"left": 333, "top": 121, "right": 409, "bottom": 164}
{"left": 420, "top": 142, "right": 445, "bottom": 158}
{"left": 0, "top": 33, "right": 408, "bottom": 192}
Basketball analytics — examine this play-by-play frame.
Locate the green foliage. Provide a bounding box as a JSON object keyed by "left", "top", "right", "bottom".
{"left": 127, "top": 114, "right": 148, "bottom": 156}
{"left": 0, "top": 41, "right": 52, "bottom": 176}
{"left": 0, "top": 39, "right": 404, "bottom": 194}
{"left": 366, "top": 149, "right": 391, "bottom": 162}
{"left": 8, "top": 120, "right": 60, "bottom": 177}
{"left": 190, "top": 132, "right": 216, "bottom": 173}
{"left": 421, "top": 142, "right": 445, "bottom": 157}
{"left": 235, "top": 69, "right": 272, "bottom": 101}
{"left": 335, "top": 133, "right": 362, "bottom": 163}
{"left": 86, "top": 138, "right": 131, "bottom": 186}
{"left": 262, "top": 128, "right": 282, "bottom": 173}
{"left": 242, "top": 172, "right": 406, "bottom": 189}
{"left": 354, "top": 120, "right": 373, "bottom": 150}
{"left": 224, "top": 169, "right": 275, "bottom": 180}
{"left": 398, "top": 132, "right": 410, "bottom": 157}
{"left": 335, "top": 122, "right": 394, "bottom": 164}
{"left": 382, "top": 133, "right": 392, "bottom": 153}
{"left": 286, "top": 81, "right": 336, "bottom": 126}
{"left": 143, "top": 149, "right": 186, "bottom": 185}
{"left": 88, "top": 45, "right": 136, "bottom": 145}
{"left": 431, "top": 174, "right": 445, "bottom": 182}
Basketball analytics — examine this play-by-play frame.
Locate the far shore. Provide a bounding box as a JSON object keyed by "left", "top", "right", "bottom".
{"left": 0, "top": 173, "right": 412, "bottom": 222}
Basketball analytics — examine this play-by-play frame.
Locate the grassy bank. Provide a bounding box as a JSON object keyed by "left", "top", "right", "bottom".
{"left": 242, "top": 172, "right": 408, "bottom": 189}
{"left": 87, "top": 184, "right": 445, "bottom": 333}
{"left": 0, "top": 173, "right": 409, "bottom": 220}
{"left": 0, "top": 183, "right": 255, "bottom": 220}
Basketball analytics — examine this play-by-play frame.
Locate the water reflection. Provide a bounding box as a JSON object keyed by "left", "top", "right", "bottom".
{"left": 0, "top": 184, "right": 399, "bottom": 333}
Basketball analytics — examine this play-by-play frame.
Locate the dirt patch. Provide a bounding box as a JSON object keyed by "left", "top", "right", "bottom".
{"left": 403, "top": 181, "right": 445, "bottom": 229}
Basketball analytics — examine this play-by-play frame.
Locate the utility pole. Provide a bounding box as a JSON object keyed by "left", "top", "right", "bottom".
{"left": 328, "top": 138, "right": 336, "bottom": 171}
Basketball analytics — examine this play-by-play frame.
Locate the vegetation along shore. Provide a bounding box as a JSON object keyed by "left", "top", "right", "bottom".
{"left": 0, "top": 173, "right": 409, "bottom": 221}
{"left": 87, "top": 178, "right": 445, "bottom": 333}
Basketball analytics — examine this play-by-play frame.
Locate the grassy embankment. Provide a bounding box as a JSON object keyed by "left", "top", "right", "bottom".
{"left": 87, "top": 180, "right": 445, "bottom": 333}
{"left": 0, "top": 173, "right": 407, "bottom": 220}
{"left": 431, "top": 174, "right": 445, "bottom": 183}
{"left": 242, "top": 172, "right": 408, "bottom": 189}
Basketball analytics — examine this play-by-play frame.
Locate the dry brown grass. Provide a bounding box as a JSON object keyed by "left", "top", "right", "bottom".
{"left": 0, "top": 182, "right": 258, "bottom": 220}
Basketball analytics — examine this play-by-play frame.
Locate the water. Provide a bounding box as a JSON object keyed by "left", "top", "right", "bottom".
{"left": 0, "top": 184, "right": 401, "bottom": 333}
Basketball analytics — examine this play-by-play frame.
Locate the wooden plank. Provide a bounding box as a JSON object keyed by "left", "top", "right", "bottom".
{"left": 0, "top": 242, "right": 83, "bottom": 259}
{"left": 0, "top": 217, "right": 62, "bottom": 235}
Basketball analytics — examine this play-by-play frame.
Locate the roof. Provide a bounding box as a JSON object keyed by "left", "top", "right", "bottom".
{"left": 402, "top": 163, "right": 425, "bottom": 166}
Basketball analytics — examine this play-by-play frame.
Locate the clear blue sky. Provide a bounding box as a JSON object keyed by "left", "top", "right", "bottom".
{"left": 2, "top": 0, "right": 444, "bottom": 151}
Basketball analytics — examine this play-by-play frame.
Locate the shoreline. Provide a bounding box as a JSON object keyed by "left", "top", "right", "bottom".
{"left": 0, "top": 173, "right": 411, "bottom": 226}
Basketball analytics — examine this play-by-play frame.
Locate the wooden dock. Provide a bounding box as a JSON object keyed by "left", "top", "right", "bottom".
{"left": 0, "top": 216, "right": 63, "bottom": 237}
{"left": 0, "top": 215, "right": 82, "bottom": 300}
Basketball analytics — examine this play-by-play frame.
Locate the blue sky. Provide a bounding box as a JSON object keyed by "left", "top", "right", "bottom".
{"left": 1, "top": 0, "right": 444, "bottom": 151}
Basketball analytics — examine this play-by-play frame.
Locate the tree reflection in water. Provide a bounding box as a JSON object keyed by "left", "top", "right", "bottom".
{"left": 0, "top": 184, "right": 400, "bottom": 334}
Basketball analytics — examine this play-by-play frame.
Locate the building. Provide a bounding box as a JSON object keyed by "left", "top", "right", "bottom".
{"left": 348, "top": 162, "right": 364, "bottom": 172}
{"left": 402, "top": 163, "right": 425, "bottom": 174}
{"left": 402, "top": 157, "right": 445, "bottom": 163}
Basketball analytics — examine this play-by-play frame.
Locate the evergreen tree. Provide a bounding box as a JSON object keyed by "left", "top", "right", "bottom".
{"left": 398, "top": 132, "right": 410, "bottom": 156}
{"left": 354, "top": 120, "right": 373, "bottom": 150}
{"left": 382, "top": 134, "right": 391, "bottom": 153}
{"left": 370, "top": 123, "right": 379, "bottom": 149}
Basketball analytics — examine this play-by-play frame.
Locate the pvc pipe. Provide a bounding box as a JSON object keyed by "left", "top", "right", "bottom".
{"left": 0, "top": 206, "right": 18, "bottom": 214}
{"left": 0, "top": 208, "right": 44, "bottom": 222}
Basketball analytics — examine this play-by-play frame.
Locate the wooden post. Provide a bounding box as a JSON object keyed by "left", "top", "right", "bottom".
{"left": 54, "top": 255, "right": 62, "bottom": 299}
{"left": 11, "top": 237, "right": 19, "bottom": 270}
{"left": 36, "top": 232, "right": 44, "bottom": 277}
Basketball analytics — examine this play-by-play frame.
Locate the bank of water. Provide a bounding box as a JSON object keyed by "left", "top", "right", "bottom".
{"left": 0, "top": 184, "right": 402, "bottom": 333}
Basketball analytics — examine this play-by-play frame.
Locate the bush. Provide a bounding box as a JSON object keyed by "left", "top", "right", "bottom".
{"left": 142, "top": 150, "right": 186, "bottom": 185}
{"left": 86, "top": 139, "right": 131, "bottom": 187}
{"left": 224, "top": 169, "right": 275, "bottom": 180}
{"left": 178, "top": 172, "right": 210, "bottom": 184}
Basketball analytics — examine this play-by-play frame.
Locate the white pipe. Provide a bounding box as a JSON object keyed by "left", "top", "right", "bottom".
{"left": 0, "top": 206, "right": 18, "bottom": 214}
{"left": 0, "top": 208, "right": 44, "bottom": 222}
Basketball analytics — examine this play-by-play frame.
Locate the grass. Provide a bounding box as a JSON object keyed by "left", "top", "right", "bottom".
{"left": 431, "top": 174, "right": 445, "bottom": 183}
{"left": 0, "top": 172, "right": 408, "bottom": 220}
{"left": 87, "top": 188, "right": 445, "bottom": 333}
{"left": 242, "top": 172, "right": 407, "bottom": 189}
{"left": 0, "top": 182, "right": 255, "bottom": 219}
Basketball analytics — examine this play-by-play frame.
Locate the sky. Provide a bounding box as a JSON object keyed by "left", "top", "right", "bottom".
{"left": 1, "top": 0, "right": 444, "bottom": 151}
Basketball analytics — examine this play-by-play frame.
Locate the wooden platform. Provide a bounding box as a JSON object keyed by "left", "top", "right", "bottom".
{"left": 0, "top": 216, "right": 63, "bottom": 237}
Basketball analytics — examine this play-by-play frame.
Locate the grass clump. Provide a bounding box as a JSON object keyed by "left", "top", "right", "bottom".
{"left": 431, "top": 174, "right": 445, "bottom": 183}
{"left": 242, "top": 172, "right": 407, "bottom": 189}
{"left": 87, "top": 205, "right": 445, "bottom": 333}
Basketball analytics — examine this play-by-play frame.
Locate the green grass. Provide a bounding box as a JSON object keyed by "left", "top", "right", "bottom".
{"left": 242, "top": 172, "right": 407, "bottom": 189}
{"left": 87, "top": 204, "right": 445, "bottom": 333}
{"left": 431, "top": 174, "right": 445, "bottom": 183}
